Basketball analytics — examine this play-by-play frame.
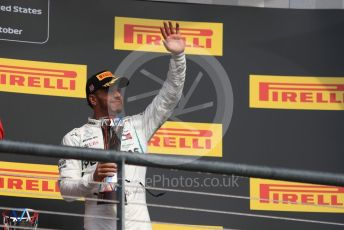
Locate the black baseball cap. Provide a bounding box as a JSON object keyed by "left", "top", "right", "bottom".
{"left": 86, "top": 70, "right": 129, "bottom": 97}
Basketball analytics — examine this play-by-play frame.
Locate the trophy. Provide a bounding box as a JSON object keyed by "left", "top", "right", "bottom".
{"left": 97, "top": 118, "right": 123, "bottom": 205}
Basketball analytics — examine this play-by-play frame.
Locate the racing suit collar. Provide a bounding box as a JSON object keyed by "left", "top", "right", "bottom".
{"left": 87, "top": 117, "right": 122, "bottom": 127}
{"left": 87, "top": 118, "right": 102, "bottom": 127}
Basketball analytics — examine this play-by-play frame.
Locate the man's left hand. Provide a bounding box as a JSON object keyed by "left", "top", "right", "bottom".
{"left": 160, "top": 21, "right": 185, "bottom": 55}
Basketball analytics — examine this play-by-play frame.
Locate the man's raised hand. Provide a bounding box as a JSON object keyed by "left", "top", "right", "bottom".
{"left": 160, "top": 21, "right": 185, "bottom": 55}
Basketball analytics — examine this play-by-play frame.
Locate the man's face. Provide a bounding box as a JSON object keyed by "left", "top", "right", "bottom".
{"left": 93, "top": 87, "right": 124, "bottom": 115}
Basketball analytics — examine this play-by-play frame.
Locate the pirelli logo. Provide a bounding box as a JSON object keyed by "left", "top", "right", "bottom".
{"left": 250, "top": 178, "right": 344, "bottom": 213}
{"left": 0, "top": 161, "right": 61, "bottom": 200}
{"left": 0, "top": 58, "right": 87, "bottom": 98}
{"left": 96, "top": 71, "right": 113, "bottom": 81}
{"left": 114, "top": 17, "right": 223, "bottom": 56}
{"left": 250, "top": 75, "right": 344, "bottom": 110}
{"left": 148, "top": 121, "right": 222, "bottom": 157}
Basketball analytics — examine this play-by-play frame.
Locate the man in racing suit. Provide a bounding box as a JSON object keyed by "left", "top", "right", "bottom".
{"left": 58, "top": 22, "right": 186, "bottom": 230}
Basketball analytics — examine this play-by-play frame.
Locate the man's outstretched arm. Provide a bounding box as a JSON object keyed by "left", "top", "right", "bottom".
{"left": 137, "top": 22, "right": 186, "bottom": 142}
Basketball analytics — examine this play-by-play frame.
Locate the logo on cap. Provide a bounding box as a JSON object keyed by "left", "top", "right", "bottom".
{"left": 102, "top": 78, "right": 118, "bottom": 88}
{"left": 96, "top": 71, "right": 113, "bottom": 81}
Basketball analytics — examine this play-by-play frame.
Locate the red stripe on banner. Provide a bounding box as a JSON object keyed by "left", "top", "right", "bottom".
{"left": 0, "top": 168, "right": 58, "bottom": 176}
{"left": 0, "top": 65, "right": 77, "bottom": 78}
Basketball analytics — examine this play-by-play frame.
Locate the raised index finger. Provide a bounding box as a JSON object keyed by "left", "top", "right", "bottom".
{"left": 164, "top": 21, "right": 171, "bottom": 36}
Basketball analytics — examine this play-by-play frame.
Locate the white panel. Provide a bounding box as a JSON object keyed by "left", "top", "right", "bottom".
{"left": 185, "top": 0, "right": 213, "bottom": 3}
{"left": 212, "top": 0, "right": 239, "bottom": 5}
{"left": 238, "top": 0, "right": 265, "bottom": 7}
{"left": 315, "top": 0, "right": 343, "bottom": 8}
{"left": 290, "top": 0, "right": 316, "bottom": 8}
{"left": 264, "top": 0, "right": 290, "bottom": 8}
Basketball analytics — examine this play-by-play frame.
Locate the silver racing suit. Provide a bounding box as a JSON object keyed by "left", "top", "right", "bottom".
{"left": 58, "top": 53, "right": 186, "bottom": 230}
